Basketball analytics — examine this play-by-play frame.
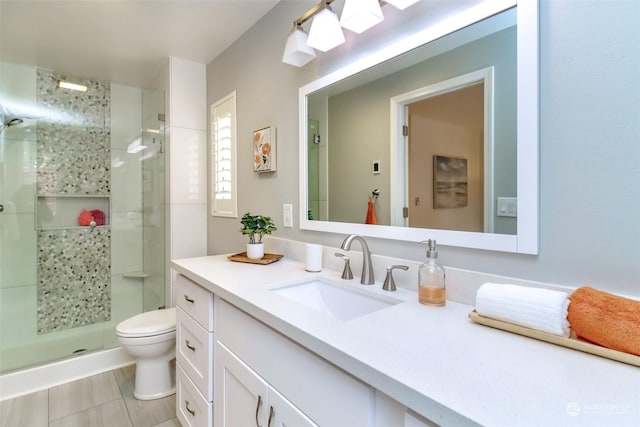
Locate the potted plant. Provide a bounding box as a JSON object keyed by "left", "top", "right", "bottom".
{"left": 240, "top": 212, "right": 277, "bottom": 259}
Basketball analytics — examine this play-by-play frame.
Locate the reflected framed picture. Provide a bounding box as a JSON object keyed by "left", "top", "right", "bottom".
{"left": 433, "top": 155, "right": 468, "bottom": 209}
{"left": 253, "top": 126, "right": 276, "bottom": 172}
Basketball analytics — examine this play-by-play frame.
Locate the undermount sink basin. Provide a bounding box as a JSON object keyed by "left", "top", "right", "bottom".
{"left": 272, "top": 278, "right": 401, "bottom": 321}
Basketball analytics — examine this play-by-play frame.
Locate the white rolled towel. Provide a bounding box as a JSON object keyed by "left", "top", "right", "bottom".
{"left": 475, "top": 283, "right": 570, "bottom": 337}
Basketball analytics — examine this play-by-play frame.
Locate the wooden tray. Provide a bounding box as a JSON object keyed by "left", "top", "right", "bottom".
{"left": 468, "top": 310, "right": 640, "bottom": 367}
{"left": 227, "top": 252, "right": 283, "bottom": 265}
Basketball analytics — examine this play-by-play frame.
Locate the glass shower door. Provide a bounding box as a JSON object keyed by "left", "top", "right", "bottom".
{"left": 141, "top": 89, "right": 166, "bottom": 313}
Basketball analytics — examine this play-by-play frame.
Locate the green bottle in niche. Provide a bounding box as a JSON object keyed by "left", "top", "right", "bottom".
{"left": 418, "top": 239, "right": 446, "bottom": 306}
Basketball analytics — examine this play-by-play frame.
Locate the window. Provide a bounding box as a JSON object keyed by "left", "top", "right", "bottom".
{"left": 211, "top": 91, "right": 237, "bottom": 217}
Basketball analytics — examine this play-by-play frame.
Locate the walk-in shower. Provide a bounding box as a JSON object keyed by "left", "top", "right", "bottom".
{"left": 0, "top": 62, "right": 166, "bottom": 374}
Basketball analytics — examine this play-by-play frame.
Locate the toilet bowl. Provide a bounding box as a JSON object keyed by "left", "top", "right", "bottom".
{"left": 116, "top": 307, "right": 176, "bottom": 400}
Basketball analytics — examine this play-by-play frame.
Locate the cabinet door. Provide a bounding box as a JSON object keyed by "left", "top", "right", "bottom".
{"left": 216, "top": 342, "right": 269, "bottom": 427}
{"left": 268, "top": 387, "right": 318, "bottom": 427}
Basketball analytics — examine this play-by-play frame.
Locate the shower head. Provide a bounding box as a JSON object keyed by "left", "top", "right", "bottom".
{"left": 0, "top": 102, "right": 44, "bottom": 133}
{"left": 5, "top": 117, "right": 24, "bottom": 127}
{"left": 0, "top": 116, "right": 26, "bottom": 134}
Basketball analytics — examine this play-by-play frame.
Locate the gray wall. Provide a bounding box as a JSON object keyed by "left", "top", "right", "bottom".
{"left": 207, "top": 0, "right": 640, "bottom": 297}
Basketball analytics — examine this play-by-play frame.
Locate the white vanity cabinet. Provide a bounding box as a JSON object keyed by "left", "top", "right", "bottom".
{"left": 405, "top": 411, "right": 438, "bottom": 427}
{"left": 214, "top": 297, "right": 373, "bottom": 427}
{"left": 216, "top": 341, "right": 318, "bottom": 427}
{"left": 173, "top": 263, "right": 441, "bottom": 427}
{"left": 175, "top": 273, "right": 214, "bottom": 427}
{"left": 373, "top": 391, "right": 438, "bottom": 427}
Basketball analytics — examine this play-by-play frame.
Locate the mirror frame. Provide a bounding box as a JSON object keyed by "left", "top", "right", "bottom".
{"left": 299, "top": 0, "right": 538, "bottom": 254}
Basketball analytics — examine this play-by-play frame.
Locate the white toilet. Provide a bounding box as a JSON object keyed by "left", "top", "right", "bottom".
{"left": 116, "top": 307, "right": 177, "bottom": 400}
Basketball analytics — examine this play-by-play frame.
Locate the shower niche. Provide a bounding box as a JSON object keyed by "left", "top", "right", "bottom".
{"left": 36, "top": 195, "right": 111, "bottom": 229}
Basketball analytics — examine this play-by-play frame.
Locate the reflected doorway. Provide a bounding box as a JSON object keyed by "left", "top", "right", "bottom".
{"left": 391, "top": 67, "right": 494, "bottom": 232}
{"left": 408, "top": 82, "right": 484, "bottom": 231}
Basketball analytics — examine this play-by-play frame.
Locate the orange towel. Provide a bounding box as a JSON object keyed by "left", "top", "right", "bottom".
{"left": 365, "top": 197, "right": 377, "bottom": 225}
{"left": 567, "top": 286, "right": 640, "bottom": 356}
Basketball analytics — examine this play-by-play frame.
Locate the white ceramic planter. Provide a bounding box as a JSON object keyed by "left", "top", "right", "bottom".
{"left": 246, "top": 243, "right": 264, "bottom": 260}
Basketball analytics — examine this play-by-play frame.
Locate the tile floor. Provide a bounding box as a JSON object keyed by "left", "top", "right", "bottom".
{"left": 0, "top": 364, "right": 180, "bottom": 427}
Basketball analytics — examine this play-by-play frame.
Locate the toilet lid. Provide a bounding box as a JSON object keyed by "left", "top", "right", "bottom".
{"left": 116, "top": 307, "right": 176, "bottom": 337}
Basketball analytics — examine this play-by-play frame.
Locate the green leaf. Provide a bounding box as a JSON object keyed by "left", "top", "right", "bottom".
{"left": 240, "top": 212, "right": 277, "bottom": 243}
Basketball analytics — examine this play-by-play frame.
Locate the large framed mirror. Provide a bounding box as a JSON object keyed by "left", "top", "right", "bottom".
{"left": 299, "top": 0, "right": 538, "bottom": 254}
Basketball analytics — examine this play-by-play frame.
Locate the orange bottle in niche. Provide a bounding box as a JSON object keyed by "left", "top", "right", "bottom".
{"left": 418, "top": 239, "right": 446, "bottom": 306}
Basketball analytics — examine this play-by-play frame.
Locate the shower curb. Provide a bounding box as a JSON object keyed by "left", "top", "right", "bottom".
{"left": 0, "top": 347, "right": 134, "bottom": 401}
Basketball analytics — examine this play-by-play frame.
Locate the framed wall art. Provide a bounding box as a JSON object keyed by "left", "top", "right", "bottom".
{"left": 253, "top": 126, "right": 276, "bottom": 172}
{"left": 433, "top": 155, "right": 468, "bottom": 209}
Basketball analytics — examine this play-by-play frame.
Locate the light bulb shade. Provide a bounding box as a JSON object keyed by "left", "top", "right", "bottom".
{"left": 282, "top": 28, "right": 316, "bottom": 67}
{"left": 385, "top": 0, "right": 421, "bottom": 10}
{"left": 340, "top": 0, "right": 384, "bottom": 34}
{"left": 307, "top": 7, "right": 345, "bottom": 52}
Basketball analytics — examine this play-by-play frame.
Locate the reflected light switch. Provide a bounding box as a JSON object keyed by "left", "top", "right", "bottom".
{"left": 497, "top": 197, "right": 517, "bottom": 217}
{"left": 373, "top": 160, "right": 380, "bottom": 175}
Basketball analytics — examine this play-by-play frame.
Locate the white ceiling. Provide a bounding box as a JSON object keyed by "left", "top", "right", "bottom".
{"left": 0, "top": 0, "right": 281, "bottom": 88}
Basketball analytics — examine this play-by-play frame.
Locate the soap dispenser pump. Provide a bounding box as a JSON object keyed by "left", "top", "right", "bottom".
{"left": 418, "top": 239, "right": 446, "bottom": 306}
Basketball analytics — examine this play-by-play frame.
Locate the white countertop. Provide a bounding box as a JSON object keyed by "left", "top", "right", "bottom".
{"left": 172, "top": 255, "right": 640, "bottom": 427}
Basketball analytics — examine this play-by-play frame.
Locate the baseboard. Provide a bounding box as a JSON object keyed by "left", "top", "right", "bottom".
{"left": 0, "top": 347, "right": 135, "bottom": 401}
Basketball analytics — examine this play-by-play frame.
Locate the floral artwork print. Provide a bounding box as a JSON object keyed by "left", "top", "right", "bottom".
{"left": 253, "top": 126, "right": 276, "bottom": 172}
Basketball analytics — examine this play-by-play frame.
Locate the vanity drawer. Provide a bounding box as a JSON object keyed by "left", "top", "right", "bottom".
{"left": 175, "top": 273, "right": 214, "bottom": 331}
{"left": 177, "top": 364, "right": 213, "bottom": 427}
{"left": 177, "top": 307, "right": 214, "bottom": 400}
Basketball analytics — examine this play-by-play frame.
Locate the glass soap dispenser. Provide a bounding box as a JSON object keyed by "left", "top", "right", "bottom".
{"left": 418, "top": 239, "right": 446, "bottom": 306}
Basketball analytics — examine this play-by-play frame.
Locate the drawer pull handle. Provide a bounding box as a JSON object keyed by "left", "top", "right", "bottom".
{"left": 185, "top": 340, "right": 196, "bottom": 351}
{"left": 185, "top": 399, "right": 196, "bottom": 416}
{"left": 255, "top": 395, "right": 263, "bottom": 427}
{"left": 184, "top": 294, "right": 195, "bottom": 303}
{"left": 268, "top": 405, "right": 275, "bottom": 427}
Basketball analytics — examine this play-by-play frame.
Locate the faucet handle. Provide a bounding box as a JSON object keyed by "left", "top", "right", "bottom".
{"left": 382, "top": 265, "right": 409, "bottom": 292}
{"left": 334, "top": 253, "right": 354, "bottom": 280}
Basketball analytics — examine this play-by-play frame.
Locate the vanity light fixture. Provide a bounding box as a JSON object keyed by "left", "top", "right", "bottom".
{"left": 58, "top": 81, "right": 88, "bottom": 92}
{"left": 340, "top": 0, "right": 384, "bottom": 34}
{"left": 307, "top": 2, "right": 345, "bottom": 52}
{"left": 282, "top": 24, "right": 317, "bottom": 67}
{"left": 282, "top": 0, "right": 423, "bottom": 67}
{"left": 384, "top": 0, "right": 421, "bottom": 10}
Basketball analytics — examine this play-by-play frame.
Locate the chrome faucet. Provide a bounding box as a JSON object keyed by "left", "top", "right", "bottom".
{"left": 340, "top": 235, "right": 375, "bottom": 285}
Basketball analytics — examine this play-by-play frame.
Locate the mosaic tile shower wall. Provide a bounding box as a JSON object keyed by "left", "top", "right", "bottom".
{"left": 36, "top": 70, "right": 111, "bottom": 195}
{"left": 37, "top": 228, "right": 111, "bottom": 333}
{"left": 36, "top": 70, "right": 111, "bottom": 334}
